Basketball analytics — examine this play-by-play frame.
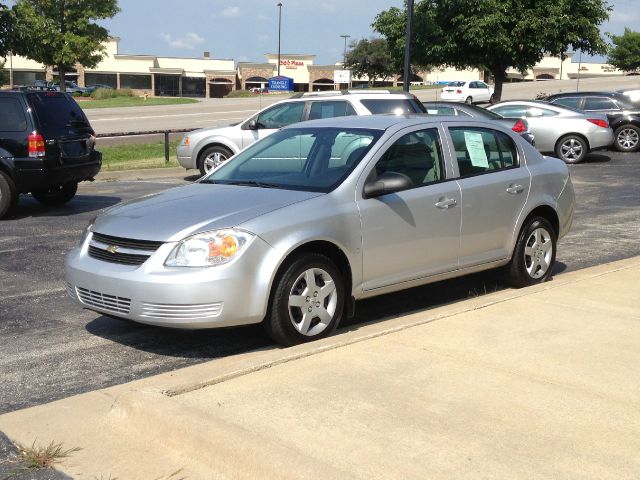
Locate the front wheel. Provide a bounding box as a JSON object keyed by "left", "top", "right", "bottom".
{"left": 266, "top": 253, "right": 344, "bottom": 347}
{"left": 465, "top": 96, "right": 473, "bottom": 104}
{"left": 31, "top": 182, "right": 78, "bottom": 206}
{"left": 506, "top": 217, "right": 556, "bottom": 287}
{"left": 198, "top": 145, "right": 233, "bottom": 176}
{"left": 555, "top": 135, "right": 587, "bottom": 164}
{"left": 614, "top": 124, "right": 640, "bottom": 152}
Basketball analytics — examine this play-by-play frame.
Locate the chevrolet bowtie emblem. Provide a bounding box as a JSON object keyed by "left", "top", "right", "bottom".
{"left": 106, "top": 245, "right": 119, "bottom": 254}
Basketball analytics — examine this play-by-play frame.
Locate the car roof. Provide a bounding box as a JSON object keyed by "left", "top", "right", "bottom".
{"left": 287, "top": 90, "right": 418, "bottom": 100}
{"left": 547, "top": 91, "right": 622, "bottom": 98}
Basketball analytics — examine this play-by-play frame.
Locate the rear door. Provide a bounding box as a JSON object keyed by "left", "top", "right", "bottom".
{"left": 26, "top": 92, "right": 96, "bottom": 165}
{"left": 445, "top": 124, "right": 530, "bottom": 266}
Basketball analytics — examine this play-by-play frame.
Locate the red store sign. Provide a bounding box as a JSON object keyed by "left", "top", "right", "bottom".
{"left": 280, "top": 60, "right": 304, "bottom": 69}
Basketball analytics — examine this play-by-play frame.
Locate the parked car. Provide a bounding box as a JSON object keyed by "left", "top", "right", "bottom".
{"left": 0, "top": 91, "right": 102, "bottom": 218}
{"left": 67, "top": 115, "right": 574, "bottom": 346}
{"left": 49, "top": 81, "right": 90, "bottom": 95}
{"left": 440, "top": 80, "right": 495, "bottom": 104}
{"left": 177, "top": 91, "right": 427, "bottom": 176}
{"left": 422, "top": 101, "right": 535, "bottom": 145}
{"left": 617, "top": 88, "right": 640, "bottom": 105}
{"left": 487, "top": 100, "right": 613, "bottom": 163}
{"left": 250, "top": 87, "right": 269, "bottom": 94}
{"left": 545, "top": 91, "right": 640, "bottom": 152}
{"left": 86, "top": 84, "right": 115, "bottom": 94}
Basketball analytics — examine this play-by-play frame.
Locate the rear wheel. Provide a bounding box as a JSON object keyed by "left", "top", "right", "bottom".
{"left": 0, "top": 171, "right": 18, "bottom": 219}
{"left": 265, "top": 253, "right": 344, "bottom": 347}
{"left": 465, "top": 96, "right": 473, "bottom": 104}
{"left": 555, "top": 135, "right": 587, "bottom": 164}
{"left": 489, "top": 94, "right": 496, "bottom": 104}
{"left": 198, "top": 145, "right": 233, "bottom": 176}
{"left": 506, "top": 217, "right": 556, "bottom": 287}
{"left": 31, "top": 182, "right": 78, "bottom": 206}
{"left": 614, "top": 124, "right": 640, "bottom": 152}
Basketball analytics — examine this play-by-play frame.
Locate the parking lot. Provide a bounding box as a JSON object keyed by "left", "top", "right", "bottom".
{"left": 1, "top": 149, "right": 638, "bottom": 415}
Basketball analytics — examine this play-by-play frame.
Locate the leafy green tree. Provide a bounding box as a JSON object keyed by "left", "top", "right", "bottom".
{"left": 608, "top": 28, "right": 640, "bottom": 72}
{"left": 344, "top": 38, "right": 396, "bottom": 86}
{"left": 0, "top": 2, "right": 15, "bottom": 58}
{"left": 373, "top": 0, "right": 610, "bottom": 100}
{"left": 12, "top": 0, "right": 120, "bottom": 91}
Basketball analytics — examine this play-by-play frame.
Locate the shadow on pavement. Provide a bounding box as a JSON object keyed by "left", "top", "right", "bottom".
{"left": 5, "top": 194, "right": 122, "bottom": 220}
{"left": 582, "top": 153, "right": 611, "bottom": 163}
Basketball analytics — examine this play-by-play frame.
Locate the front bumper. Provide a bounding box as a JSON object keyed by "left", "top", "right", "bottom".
{"left": 65, "top": 233, "right": 275, "bottom": 329}
{"left": 176, "top": 144, "right": 195, "bottom": 169}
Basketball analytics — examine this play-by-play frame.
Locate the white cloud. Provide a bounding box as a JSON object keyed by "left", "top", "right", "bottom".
{"left": 222, "top": 6, "right": 241, "bottom": 17}
{"left": 161, "top": 32, "right": 205, "bottom": 50}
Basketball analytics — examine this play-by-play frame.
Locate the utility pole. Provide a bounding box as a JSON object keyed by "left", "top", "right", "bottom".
{"left": 340, "top": 34, "right": 351, "bottom": 66}
{"left": 277, "top": 2, "right": 283, "bottom": 77}
{"left": 402, "top": 0, "right": 415, "bottom": 92}
{"left": 577, "top": 50, "right": 582, "bottom": 92}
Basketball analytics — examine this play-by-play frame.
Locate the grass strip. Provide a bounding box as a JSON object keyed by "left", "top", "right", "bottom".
{"left": 99, "top": 139, "right": 181, "bottom": 171}
{"left": 79, "top": 97, "right": 198, "bottom": 109}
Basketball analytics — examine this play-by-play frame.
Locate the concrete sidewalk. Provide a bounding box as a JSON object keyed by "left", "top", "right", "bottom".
{"left": 1, "top": 258, "right": 639, "bottom": 479}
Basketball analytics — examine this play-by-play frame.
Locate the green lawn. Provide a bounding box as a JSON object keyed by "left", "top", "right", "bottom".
{"left": 99, "top": 140, "right": 180, "bottom": 170}
{"left": 79, "top": 96, "right": 198, "bottom": 109}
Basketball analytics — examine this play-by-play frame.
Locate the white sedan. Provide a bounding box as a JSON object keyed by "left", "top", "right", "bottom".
{"left": 440, "top": 80, "right": 495, "bottom": 104}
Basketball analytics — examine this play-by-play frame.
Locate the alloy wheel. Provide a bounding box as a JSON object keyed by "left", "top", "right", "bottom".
{"left": 560, "top": 138, "right": 583, "bottom": 161}
{"left": 287, "top": 267, "right": 337, "bottom": 336}
{"left": 616, "top": 128, "right": 639, "bottom": 150}
{"left": 523, "top": 227, "right": 553, "bottom": 279}
{"left": 203, "top": 152, "right": 228, "bottom": 173}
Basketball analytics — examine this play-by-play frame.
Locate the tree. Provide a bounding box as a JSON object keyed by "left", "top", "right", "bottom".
{"left": 12, "top": 0, "right": 119, "bottom": 92}
{"left": 344, "top": 38, "right": 396, "bottom": 86}
{"left": 373, "top": 0, "right": 611, "bottom": 100}
{"left": 0, "top": 2, "right": 15, "bottom": 58}
{"left": 608, "top": 28, "right": 640, "bottom": 72}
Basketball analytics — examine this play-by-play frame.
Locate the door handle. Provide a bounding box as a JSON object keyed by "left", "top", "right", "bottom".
{"left": 435, "top": 198, "right": 457, "bottom": 209}
{"left": 506, "top": 184, "right": 524, "bottom": 194}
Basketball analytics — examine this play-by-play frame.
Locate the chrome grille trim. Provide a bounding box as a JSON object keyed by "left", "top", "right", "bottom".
{"left": 91, "top": 232, "right": 164, "bottom": 251}
{"left": 76, "top": 287, "right": 131, "bottom": 315}
{"left": 88, "top": 245, "right": 150, "bottom": 266}
{"left": 140, "top": 302, "right": 223, "bottom": 320}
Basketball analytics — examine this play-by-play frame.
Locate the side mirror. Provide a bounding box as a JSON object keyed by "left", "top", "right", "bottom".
{"left": 363, "top": 171, "right": 414, "bottom": 199}
{"left": 248, "top": 119, "right": 259, "bottom": 130}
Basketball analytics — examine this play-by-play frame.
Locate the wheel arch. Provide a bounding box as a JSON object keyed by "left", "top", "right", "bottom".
{"left": 517, "top": 205, "right": 560, "bottom": 245}
{"left": 555, "top": 132, "right": 590, "bottom": 152}
{"left": 193, "top": 137, "right": 239, "bottom": 165}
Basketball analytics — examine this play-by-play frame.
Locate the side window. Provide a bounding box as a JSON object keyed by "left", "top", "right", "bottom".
{"left": 256, "top": 102, "right": 305, "bottom": 129}
{"left": 551, "top": 97, "right": 581, "bottom": 109}
{"left": 583, "top": 97, "right": 618, "bottom": 111}
{"left": 0, "top": 98, "right": 28, "bottom": 132}
{"left": 492, "top": 105, "right": 527, "bottom": 118}
{"left": 308, "top": 101, "right": 357, "bottom": 120}
{"left": 469, "top": 82, "right": 477, "bottom": 88}
{"left": 527, "top": 107, "right": 559, "bottom": 117}
{"left": 449, "top": 127, "right": 518, "bottom": 177}
{"left": 373, "top": 128, "right": 444, "bottom": 187}
{"left": 477, "top": 81, "right": 488, "bottom": 89}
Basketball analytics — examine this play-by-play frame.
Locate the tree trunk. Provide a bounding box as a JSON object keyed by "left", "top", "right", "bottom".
{"left": 491, "top": 68, "right": 507, "bottom": 102}
{"left": 58, "top": 65, "right": 66, "bottom": 92}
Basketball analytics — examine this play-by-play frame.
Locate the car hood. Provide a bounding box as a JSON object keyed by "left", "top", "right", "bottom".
{"left": 92, "top": 183, "right": 322, "bottom": 242}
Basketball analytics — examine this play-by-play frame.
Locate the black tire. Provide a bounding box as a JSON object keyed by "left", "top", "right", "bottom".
{"left": 613, "top": 124, "right": 640, "bottom": 152}
{"left": 555, "top": 134, "right": 587, "bottom": 164}
{"left": 31, "top": 182, "right": 78, "bottom": 206}
{"left": 0, "top": 171, "right": 18, "bottom": 219}
{"left": 506, "top": 217, "right": 557, "bottom": 288}
{"left": 465, "top": 96, "right": 473, "bottom": 104}
{"left": 265, "top": 253, "right": 344, "bottom": 347}
{"left": 197, "top": 145, "right": 233, "bottom": 176}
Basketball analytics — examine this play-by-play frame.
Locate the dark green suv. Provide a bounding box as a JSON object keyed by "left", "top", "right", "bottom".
{"left": 0, "top": 91, "right": 101, "bottom": 218}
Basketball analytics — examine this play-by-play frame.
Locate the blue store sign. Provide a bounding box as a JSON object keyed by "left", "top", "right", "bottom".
{"left": 268, "top": 76, "right": 294, "bottom": 91}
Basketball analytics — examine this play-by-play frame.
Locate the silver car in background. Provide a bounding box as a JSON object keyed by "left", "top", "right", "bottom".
{"left": 176, "top": 91, "right": 427, "bottom": 176}
{"left": 66, "top": 115, "right": 574, "bottom": 346}
{"left": 488, "top": 100, "right": 613, "bottom": 163}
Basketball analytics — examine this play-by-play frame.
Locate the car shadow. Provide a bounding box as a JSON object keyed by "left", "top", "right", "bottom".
{"left": 582, "top": 153, "right": 611, "bottom": 163}
{"left": 4, "top": 194, "right": 122, "bottom": 220}
{"left": 184, "top": 174, "right": 201, "bottom": 182}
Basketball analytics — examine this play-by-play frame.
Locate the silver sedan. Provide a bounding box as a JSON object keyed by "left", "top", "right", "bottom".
{"left": 66, "top": 115, "right": 575, "bottom": 346}
{"left": 488, "top": 100, "right": 613, "bottom": 163}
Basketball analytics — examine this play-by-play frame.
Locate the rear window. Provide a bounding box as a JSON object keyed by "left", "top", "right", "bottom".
{"left": 360, "top": 99, "right": 426, "bottom": 115}
{"left": 447, "top": 81, "right": 466, "bottom": 87}
{"left": 27, "top": 92, "right": 92, "bottom": 135}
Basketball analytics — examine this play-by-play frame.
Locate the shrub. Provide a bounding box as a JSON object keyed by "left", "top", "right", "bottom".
{"left": 91, "top": 88, "right": 134, "bottom": 100}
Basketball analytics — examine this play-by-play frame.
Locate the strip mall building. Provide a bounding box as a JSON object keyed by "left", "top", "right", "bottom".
{"left": 2, "top": 38, "right": 633, "bottom": 98}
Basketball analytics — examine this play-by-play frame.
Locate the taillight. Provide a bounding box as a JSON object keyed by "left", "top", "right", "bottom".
{"left": 456, "top": 89, "right": 462, "bottom": 94}
{"left": 587, "top": 118, "right": 609, "bottom": 128}
{"left": 512, "top": 119, "right": 527, "bottom": 133}
{"left": 28, "top": 131, "right": 45, "bottom": 157}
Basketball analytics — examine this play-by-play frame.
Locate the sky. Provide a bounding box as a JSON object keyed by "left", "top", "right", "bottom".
{"left": 101, "top": 0, "right": 639, "bottom": 65}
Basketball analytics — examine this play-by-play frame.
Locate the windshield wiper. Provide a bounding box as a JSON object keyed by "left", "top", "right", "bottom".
{"left": 223, "top": 180, "right": 281, "bottom": 189}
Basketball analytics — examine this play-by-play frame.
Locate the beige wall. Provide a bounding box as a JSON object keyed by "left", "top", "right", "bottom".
{"left": 265, "top": 54, "right": 314, "bottom": 83}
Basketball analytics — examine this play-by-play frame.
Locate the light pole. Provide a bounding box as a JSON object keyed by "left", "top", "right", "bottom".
{"left": 277, "top": 2, "right": 283, "bottom": 77}
{"left": 402, "top": 0, "right": 415, "bottom": 92}
{"left": 576, "top": 50, "right": 583, "bottom": 92}
{"left": 340, "top": 34, "right": 351, "bottom": 66}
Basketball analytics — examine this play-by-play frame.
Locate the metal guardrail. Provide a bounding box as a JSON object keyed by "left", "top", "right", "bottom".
{"left": 96, "top": 128, "right": 195, "bottom": 163}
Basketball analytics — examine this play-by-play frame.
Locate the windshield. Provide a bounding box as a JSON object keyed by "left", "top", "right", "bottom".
{"left": 204, "top": 127, "right": 382, "bottom": 193}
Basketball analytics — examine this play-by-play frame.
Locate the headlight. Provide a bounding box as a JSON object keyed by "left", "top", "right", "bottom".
{"left": 181, "top": 135, "right": 190, "bottom": 146}
{"left": 79, "top": 216, "right": 96, "bottom": 246}
{"left": 165, "top": 229, "right": 254, "bottom": 267}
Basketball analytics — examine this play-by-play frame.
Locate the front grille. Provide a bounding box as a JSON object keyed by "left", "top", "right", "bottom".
{"left": 88, "top": 245, "right": 150, "bottom": 265}
{"left": 88, "top": 232, "right": 163, "bottom": 266}
{"left": 76, "top": 286, "right": 131, "bottom": 315}
{"left": 92, "top": 232, "right": 164, "bottom": 251}
{"left": 140, "top": 302, "right": 223, "bottom": 321}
